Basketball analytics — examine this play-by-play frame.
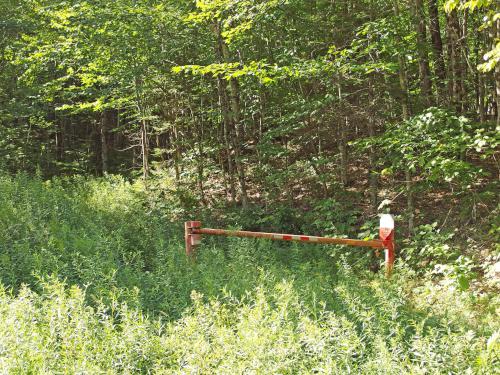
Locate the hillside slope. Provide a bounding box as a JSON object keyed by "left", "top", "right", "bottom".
{"left": 0, "top": 175, "right": 498, "bottom": 373}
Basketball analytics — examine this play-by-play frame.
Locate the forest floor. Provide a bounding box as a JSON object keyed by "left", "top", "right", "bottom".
{"left": 0, "top": 174, "right": 498, "bottom": 373}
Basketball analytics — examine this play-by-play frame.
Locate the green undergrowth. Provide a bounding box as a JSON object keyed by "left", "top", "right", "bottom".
{"left": 0, "top": 174, "right": 498, "bottom": 373}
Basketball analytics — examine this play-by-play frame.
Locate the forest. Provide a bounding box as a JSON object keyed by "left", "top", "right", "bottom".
{"left": 0, "top": 0, "right": 499, "bottom": 373}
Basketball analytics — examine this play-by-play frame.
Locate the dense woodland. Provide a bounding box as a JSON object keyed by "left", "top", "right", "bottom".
{"left": 1, "top": 0, "right": 498, "bottom": 221}
{"left": 0, "top": 0, "right": 499, "bottom": 373}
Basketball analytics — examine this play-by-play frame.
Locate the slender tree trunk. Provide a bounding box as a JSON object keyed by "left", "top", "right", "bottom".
{"left": 217, "top": 77, "right": 237, "bottom": 203}
{"left": 196, "top": 100, "right": 207, "bottom": 205}
{"left": 55, "top": 123, "right": 62, "bottom": 162}
{"left": 172, "top": 125, "right": 181, "bottom": 184}
{"left": 394, "top": 1, "right": 414, "bottom": 234}
{"left": 340, "top": 116, "right": 349, "bottom": 187}
{"left": 217, "top": 25, "right": 249, "bottom": 208}
{"left": 428, "top": 0, "right": 446, "bottom": 102}
{"left": 397, "top": 57, "right": 414, "bottom": 233}
{"left": 100, "top": 109, "right": 110, "bottom": 174}
{"left": 487, "top": 20, "right": 498, "bottom": 122}
{"left": 156, "top": 133, "right": 166, "bottom": 165}
{"left": 227, "top": 77, "right": 249, "bottom": 208}
{"left": 50, "top": 108, "right": 62, "bottom": 165}
{"left": 213, "top": 21, "right": 238, "bottom": 205}
{"left": 140, "top": 117, "right": 150, "bottom": 180}
{"left": 284, "top": 138, "right": 294, "bottom": 203}
{"left": 197, "top": 142, "right": 206, "bottom": 205}
{"left": 414, "top": 0, "right": 433, "bottom": 106}
{"left": 447, "top": 10, "right": 464, "bottom": 112}
{"left": 135, "top": 77, "right": 149, "bottom": 180}
{"left": 496, "top": 19, "right": 500, "bottom": 129}
{"left": 368, "top": 79, "right": 378, "bottom": 212}
{"left": 459, "top": 10, "right": 469, "bottom": 113}
{"left": 367, "top": 3, "right": 379, "bottom": 213}
{"left": 337, "top": 83, "right": 348, "bottom": 187}
{"left": 90, "top": 122, "right": 99, "bottom": 176}
{"left": 478, "top": 58, "right": 486, "bottom": 122}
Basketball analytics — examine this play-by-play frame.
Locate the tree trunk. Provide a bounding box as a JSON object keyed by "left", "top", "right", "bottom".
{"left": 217, "top": 24, "right": 249, "bottom": 208}
{"left": 478, "top": 59, "right": 486, "bottom": 122}
{"left": 428, "top": 0, "right": 446, "bottom": 102}
{"left": 217, "top": 77, "right": 237, "bottom": 203}
{"left": 337, "top": 83, "right": 348, "bottom": 187}
{"left": 227, "top": 77, "right": 249, "bottom": 208}
{"left": 461, "top": 10, "right": 469, "bottom": 112}
{"left": 135, "top": 77, "right": 149, "bottom": 180}
{"left": 172, "top": 126, "right": 181, "bottom": 184}
{"left": 100, "top": 109, "right": 110, "bottom": 174}
{"left": 340, "top": 116, "right": 349, "bottom": 187}
{"left": 394, "top": 1, "right": 414, "bottom": 234}
{"left": 140, "top": 117, "right": 150, "bottom": 180}
{"left": 196, "top": 101, "right": 207, "bottom": 206}
{"left": 446, "top": 10, "right": 464, "bottom": 112}
{"left": 398, "top": 58, "right": 415, "bottom": 233}
{"left": 368, "top": 79, "right": 378, "bottom": 212}
{"left": 414, "top": 0, "right": 433, "bottom": 106}
{"left": 496, "top": 18, "right": 500, "bottom": 129}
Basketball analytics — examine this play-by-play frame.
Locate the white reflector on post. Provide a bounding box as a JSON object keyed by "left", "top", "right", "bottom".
{"left": 380, "top": 214, "right": 394, "bottom": 230}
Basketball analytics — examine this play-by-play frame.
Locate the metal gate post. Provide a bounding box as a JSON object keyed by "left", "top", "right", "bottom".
{"left": 185, "top": 221, "right": 201, "bottom": 257}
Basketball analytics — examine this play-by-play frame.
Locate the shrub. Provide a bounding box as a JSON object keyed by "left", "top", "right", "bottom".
{"left": 0, "top": 174, "right": 497, "bottom": 373}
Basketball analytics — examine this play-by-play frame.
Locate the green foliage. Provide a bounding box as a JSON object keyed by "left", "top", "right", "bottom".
{"left": 433, "top": 255, "right": 478, "bottom": 291}
{"left": 445, "top": 0, "right": 499, "bottom": 72}
{"left": 304, "top": 198, "right": 359, "bottom": 236}
{"left": 401, "top": 223, "right": 458, "bottom": 268}
{"left": 0, "top": 174, "right": 498, "bottom": 372}
{"left": 366, "top": 108, "right": 493, "bottom": 191}
{"left": 1, "top": 0, "right": 499, "bottom": 367}
{"left": 401, "top": 224, "right": 484, "bottom": 291}
{"left": 187, "top": 0, "right": 286, "bottom": 44}
{"left": 0, "top": 266, "right": 497, "bottom": 373}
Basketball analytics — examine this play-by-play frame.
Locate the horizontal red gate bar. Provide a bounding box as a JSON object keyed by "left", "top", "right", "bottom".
{"left": 192, "top": 228, "right": 385, "bottom": 249}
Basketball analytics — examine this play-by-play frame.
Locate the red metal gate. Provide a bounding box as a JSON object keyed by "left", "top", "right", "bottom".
{"left": 185, "top": 215, "right": 395, "bottom": 277}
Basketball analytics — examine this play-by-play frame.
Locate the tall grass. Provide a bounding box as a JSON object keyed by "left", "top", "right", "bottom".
{"left": 0, "top": 174, "right": 497, "bottom": 373}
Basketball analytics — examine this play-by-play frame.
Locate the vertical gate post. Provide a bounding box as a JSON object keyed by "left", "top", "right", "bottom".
{"left": 185, "top": 221, "right": 202, "bottom": 257}
{"left": 379, "top": 214, "right": 395, "bottom": 277}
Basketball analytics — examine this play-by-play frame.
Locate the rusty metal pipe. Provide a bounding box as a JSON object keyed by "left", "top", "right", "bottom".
{"left": 193, "top": 228, "right": 385, "bottom": 249}
{"left": 184, "top": 218, "right": 395, "bottom": 277}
